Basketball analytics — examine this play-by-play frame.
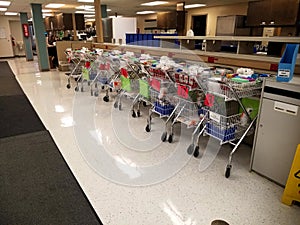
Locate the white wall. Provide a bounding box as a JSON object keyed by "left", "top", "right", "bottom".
{"left": 112, "top": 17, "right": 136, "bottom": 44}
{"left": 9, "top": 20, "right": 25, "bottom": 56}
{"left": 0, "top": 16, "right": 17, "bottom": 57}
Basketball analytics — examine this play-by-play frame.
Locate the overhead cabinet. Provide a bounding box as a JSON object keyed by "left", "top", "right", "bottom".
{"left": 247, "top": 0, "right": 300, "bottom": 26}
{"left": 44, "top": 13, "right": 85, "bottom": 31}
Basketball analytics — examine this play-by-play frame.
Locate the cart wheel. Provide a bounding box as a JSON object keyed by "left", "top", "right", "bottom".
{"left": 95, "top": 83, "right": 98, "bottom": 88}
{"left": 168, "top": 134, "right": 173, "bottom": 143}
{"left": 102, "top": 86, "right": 105, "bottom": 90}
{"left": 110, "top": 88, "right": 113, "bottom": 92}
{"left": 75, "top": 86, "right": 79, "bottom": 92}
{"left": 81, "top": 87, "right": 84, "bottom": 92}
{"left": 143, "top": 102, "right": 147, "bottom": 107}
{"left": 94, "top": 91, "right": 99, "bottom": 97}
{"left": 187, "top": 144, "right": 194, "bottom": 155}
{"left": 132, "top": 110, "right": 136, "bottom": 118}
{"left": 161, "top": 132, "right": 167, "bottom": 142}
{"left": 66, "top": 84, "right": 71, "bottom": 89}
{"left": 145, "top": 125, "right": 150, "bottom": 132}
{"left": 193, "top": 146, "right": 200, "bottom": 158}
{"left": 88, "top": 81, "right": 91, "bottom": 86}
{"left": 118, "top": 104, "right": 122, "bottom": 110}
{"left": 137, "top": 111, "right": 141, "bottom": 117}
{"left": 103, "top": 96, "right": 109, "bottom": 102}
{"left": 90, "top": 90, "right": 93, "bottom": 96}
{"left": 225, "top": 165, "right": 232, "bottom": 178}
{"left": 114, "top": 102, "right": 118, "bottom": 108}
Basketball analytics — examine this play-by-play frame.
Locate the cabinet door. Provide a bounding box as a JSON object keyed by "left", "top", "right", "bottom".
{"left": 271, "top": 0, "right": 299, "bottom": 26}
{"left": 247, "top": 1, "right": 271, "bottom": 26}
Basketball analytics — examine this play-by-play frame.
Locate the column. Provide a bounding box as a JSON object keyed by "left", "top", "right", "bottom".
{"left": 72, "top": 13, "right": 78, "bottom": 41}
{"left": 94, "top": 0, "right": 104, "bottom": 43}
{"left": 19, "top": 12, "right": 33, "bottom": 61}
{"left": 31, "top": 3, "right": 50, "bottom": 71}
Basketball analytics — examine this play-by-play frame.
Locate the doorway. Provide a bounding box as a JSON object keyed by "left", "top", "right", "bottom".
{"left": 192, "top": 15, "right": 207, "bottom": 49}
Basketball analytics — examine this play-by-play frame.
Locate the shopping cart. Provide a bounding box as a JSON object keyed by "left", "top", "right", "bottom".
{"left": 188, "top": 74, "right": 263, "bottom": 178}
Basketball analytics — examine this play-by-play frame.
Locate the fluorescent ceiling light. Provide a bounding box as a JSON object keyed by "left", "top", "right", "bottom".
{"left": 136, "top": 11, "right": 156, "bottom": 15}
{"left": 42, "top": 9, "right": 52, "bottom": 12}
{"left": 76, "top": 5, "right": 94, "bottom": 10}
{"left": 5, "top": 12, "right": 18, "bottom": 15}
{"left": 84, "top": 14, "right": 94, "bottom": 17}
{"left": 184, "top": 4, "right": 206, "bottom": 9}
{"left": 141, "top": 1, "right": 168, "bottom": 6}
{"left": 85, "top": 19, "right": 95, "bottom": 22}
{"left": 107, "top": 9, "right": 111, "bottom": 12}
{"left": 109, "top": 15, "right": 122, "bottom": 18}
{"left": 0, "top": 1, "right": 11, "bottom": 7}
{"left": 75, "top": 10, "right": 94, "bottom": 14}
{"left": 78, "top": 0, "right": 94, "bottom": 2}
{"left": 45, "top": 3, "right": 65, "bottom": 9}
{"left": 43, "top": 13, "right": 53, "bottom": 17}
{"left": 0, "top": 7, "right": 7, "bottom": 11}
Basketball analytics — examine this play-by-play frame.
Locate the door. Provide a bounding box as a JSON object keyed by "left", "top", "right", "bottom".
{"left": 252, "top": 98, "right": 300, "bottom": 186}
{"left": 192, "top": 15, "right": 207, "bottom": 48}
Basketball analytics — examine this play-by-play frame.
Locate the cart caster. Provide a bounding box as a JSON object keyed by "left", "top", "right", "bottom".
{"left": 193, "top": 146, "right": 200, "bottom": 158}
{"left": 137, "top": 110, "right": 141, "bottom": 117}
{"left": 95, "top": 83, "right": 98, "bottom": 88}
{"left": 94, "top": 91, "right": 99, "bottom": 97}
{"left": 132, "top": 110, "right": 136, "bottom": 118}
{"left": 114, "top": 102, "right": 118, "bottom": 108}
{"left": 102, "top": 86, "right": 105, "bottom": 90}
{"left": 161, "top": 132, "right": 167, "bottom": 142}
{"left": 75, "top": 86, "right": 79, "bottom": 92}
{"left": 145, "top": 125, "right": 150, "bottom": 132}
{"left": 110, "top": 88, "right": 113, "bottom": 92}
{"left": 187, "top": 144, "right": 194, "bottom": 155}
{"left": 66, "top": 84, "right": 71, "bottom": 89}
{"left": 118, "top": 104, "right": 122, "bottom": 111}
{"left": 80, "top": 87, "right": 84, "bottom": 92}
{"left": 90, "top": 90, "right": 93, "bottom": 96}
{"left": 225, "top": 165, "right": 232, "bottom": 178}
{"left": 168, "top": 134, "right": 173, "bottom": 143}
{"left": 143, "top": 102, "right": 147, "bottom": 107}
{"left": 103, "top": 96, "right": 109, "bottom": 102}
{"left": 88, "top": 81, "right": 91, "bottom": 86}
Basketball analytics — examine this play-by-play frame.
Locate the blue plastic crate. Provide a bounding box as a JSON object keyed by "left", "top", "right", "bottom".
{"left": 154, "top": 102, "right": 174, "bottom": 116}
{"left": 277, "top": 44, "right": 299, "bottom": 82}
{"left": 206, "top": 123, "right": 236, "bottom": 142}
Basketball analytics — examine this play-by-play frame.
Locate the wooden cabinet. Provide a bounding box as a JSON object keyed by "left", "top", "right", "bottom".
{"left": 247, "top": 0, "right": 300, "bottom": 26}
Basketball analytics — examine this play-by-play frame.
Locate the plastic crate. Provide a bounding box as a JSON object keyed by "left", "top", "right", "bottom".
{"left": 277, "top": 44, "right": 299, "bottom": 82}
{"left": 154, "top": 102, "right": 174, "bottom": 116}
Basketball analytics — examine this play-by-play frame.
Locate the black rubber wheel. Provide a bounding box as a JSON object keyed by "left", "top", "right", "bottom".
{"left": 114, "top": 102, "right": 118, "bottom": 108}
{"left": 91, "top": 90, "right": 93, "bottom": 96}
{"left": 225, "top": 165, "right": 232, "bottom": 178}
{"left": 143, "top": 102, "right": 147, "bottom": 107}
{"left": 88, "top": 81, "right": 91, "bottom": 86}
{"left": 187, "top": 144, "right": 194, "bottom": 155}
{"left": 168, "top": 134, "right": 173, "bottom": 143}
{"left": 161, "top": 132, "right": 167, "bottom": 142}
{"left": 94, "top": 91, "right": 99, "bottom": 97}
{"left": 193, "top": 146, "right": 200, "bottom": 158}
{"left": 75, "top": 86, "right": 79, "bottom": 92}
{"left": 81, "top": 87, "right": 84, "bottom": 92}
{"left": 132, "top": 110, "right": 136, "bottom": 118}
{"left": 145, "top": 125, "right": 150, "bottom": 132}
{"left": 137, "top": 111, "right": 141, "bottom": 117}
{"left": 66, "top": 84, "right": 71, "bottom": 89}
{"left": 118, "top": 104, "right": 122, "bottom": 111}
{"left": 103, "top": 96, "right": 109, "bottom": 102}
{"left": 110, "top": 88, "right": 113, "bottom": 92}
{"left": 102, "top": 86, "right": 105, "bottom": 90}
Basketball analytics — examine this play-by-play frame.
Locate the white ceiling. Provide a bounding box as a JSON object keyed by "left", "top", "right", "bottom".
{"left": 3, "top": 0, "right": 252, "bottom": 18}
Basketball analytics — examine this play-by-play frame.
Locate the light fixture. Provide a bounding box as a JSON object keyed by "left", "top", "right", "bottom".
{"left": 75, "top": 5, "right": 94, "bottom": 10}
{"left": 141, "top": 1, "right": 168, "bottom": 6}
{"left": 85, "top": 19, "right": 95, "bottom": 22}
{"left": 45, "top": 3, "right": 65, "bottom": 9}
{"left": 43, "top": 13, "right": 54, "bottom": 17}
{"left": 107, "top": 9, "right": 111, "bottom": 12}
{"left": 184, "top": 4, "right": 206, "bottom": 9}
{"left": 42, "top": 9, "right": 52, "bottom": 12}
{"left": 0, "top": 1, "right": 11, "bottom": 7}
{"left": 136, "top": 11, "right": 156, "bottom": 15}
{"left": 0, "top": 7, "right": 7, "bottom": 11}
{"left": 84, "top": 14, "right": 94, "bottom": 17}
{"left": 5, "top": 12, "right": 18, "bottom": 15}
{"left": 77, "top": 0, "right": 94, "bottom": 3}
{"left": 75, "top": 10, "right": 94, "bottom": 14}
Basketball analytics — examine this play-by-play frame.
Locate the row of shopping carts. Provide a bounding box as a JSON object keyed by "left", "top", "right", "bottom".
{"left": 64, "top": 48, "right": 264, "bottom": 178}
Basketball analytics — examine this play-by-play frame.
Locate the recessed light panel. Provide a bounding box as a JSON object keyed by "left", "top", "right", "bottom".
{"left": 141, "top": 1, "right": 168, "bottom": 6}
{"left": 45, "top": 3, "right": 65, "bottom": 9}
{"left": 0, "top": 7, "right": 7, "bottom": 11}
{"left": 75, "top": 11, "right": 95, "bottom": 14}
{"left": 136, "top": 11, "right": 156, "bottom": 15}
{"left": 0, "top": 1, "right": 10, "bottom": 7}
{"left": 78, "top": 0, "right": 94, "bottom": 3}
{"left": 184, "top": 4, "right": 206, "bottom": 9}
{"left": 5, "top": 12, "right": 18, "bottom": 16}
